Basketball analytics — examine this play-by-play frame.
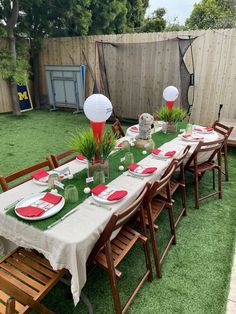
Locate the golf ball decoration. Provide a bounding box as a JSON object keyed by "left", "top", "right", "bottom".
{"left": 84, "top": 187, "right": 91, "bottom": 194}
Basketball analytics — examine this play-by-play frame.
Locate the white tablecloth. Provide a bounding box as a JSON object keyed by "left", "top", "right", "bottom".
{"left": 0, "top": 129, "right": 219, "bottom": 305}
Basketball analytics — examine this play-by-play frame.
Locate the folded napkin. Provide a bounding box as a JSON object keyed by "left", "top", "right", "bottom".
{"left": 182, "top": 134, "right": 203, "bottom": 141}
{"left": 152, "top": 149, "right": 176, "bottom": 157}
{"left": 91, "top": 184, "right": 128, "bottom": 201}
{"left": 40, "top": 192, "right": 62, "bottom": 205}
{"left": 131, "top": 126, "right": 139, "bottom": 132}
{"left": 76, "top": 154, "right": 86, "bottom": 161}
{"left": 194, "top": 126, "right": 213, "bottom": 132}
{"left": 31, "top": 169, "right": 49, "bottom": 180}
{"left": 16, "top": 205, "right": 45, "bottom": 217}
{"left": 128, "top": 164, "right": 157, "bottom": 174}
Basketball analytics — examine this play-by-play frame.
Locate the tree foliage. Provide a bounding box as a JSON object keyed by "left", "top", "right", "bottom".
{"left": 186, "top": 0, "right": 236, "bottom": 29}
{"left": 141, "top": 8, "right": 166, "bottom": 33}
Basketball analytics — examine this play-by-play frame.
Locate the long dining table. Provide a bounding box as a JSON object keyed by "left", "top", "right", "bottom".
{"left": 0, "top": 127, "right": 220, "bottom": 305}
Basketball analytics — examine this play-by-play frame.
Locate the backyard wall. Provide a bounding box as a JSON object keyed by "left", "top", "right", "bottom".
{"left": 1, "top": 29, "right": 236, "bottom": 126}
{"left": 38, "top": 29, "right": 236, "bottom": 125}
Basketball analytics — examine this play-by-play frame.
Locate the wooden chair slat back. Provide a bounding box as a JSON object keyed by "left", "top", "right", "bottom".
{"left": 0, "top": 158, "right": 55, "bottom": 192}
{"left": 87, "top": 183, "right": 150, "bottom": 265}
{"left": 50, "top": 150, "right": 76, "bottom": 168}
{"left": 111, "top": 118, "right": 125, "bottom": 139}
{"left": 185, "top": 138, "right": 225, "bottom": 168}
{"left": 145, "top": 159, "right": 178, "bottom": 203}
{"left": 176, "top": 145, "right": 191, "bottom": 167}
{"left": 212, "top": 121, "right": 233, "bottom": 138}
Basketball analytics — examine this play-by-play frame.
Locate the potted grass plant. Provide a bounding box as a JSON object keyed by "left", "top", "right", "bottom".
{"left": 69, "top": 128, "right": 116, "bottom": 176}
{"left": 155, "top": 106, "right": 187, "bottom": 132}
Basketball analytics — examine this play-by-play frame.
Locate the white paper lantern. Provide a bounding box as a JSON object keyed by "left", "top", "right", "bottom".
{"left": 163, "top": 86, "right": 179, "bottom": 101}
{"left": 84, "top": 94, "right": 113, "bottom": 122}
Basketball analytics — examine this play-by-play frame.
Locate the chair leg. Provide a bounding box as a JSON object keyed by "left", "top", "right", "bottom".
{"left": 212, "top": 168, "right": 215, "bottom": 190}
{"left": 142, "top": 240, "right": 153, "bottom": 282}
{"left": 139, "top": 209, "right": 153, "bottom": 282}
{"left": 181, "top": 185, "right": 187, "bottom": 217}
{"left": 218, "top": 166, "right": 222, "bottom": 199}
{"left": 224, "top": 144, "right": 229, "bottom": 181}
{"left": 147, "top": 212, "right": 162, "bottom": 278}
{"left": 105, "top": 243, "right": 122, "bottom": 314}
{"left": 6, "top": 297, "right": 15, "bottom": 314}
{"left": 168, "top": 206, "right": 176, "bottom": 245}
{"left": 194, "top": 172, "right": 199, "bottom": 209}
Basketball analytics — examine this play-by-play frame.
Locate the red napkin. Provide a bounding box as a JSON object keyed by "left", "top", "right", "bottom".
{"left": 165, "top": 151, "right": 176, "bottom": 157}
{"left": 152, "top": 149, "right": 161, "bottom": 155}
{"left": 183, "top": 134, "right": 191, "bottom": 138}
{"left": 152, "top": 149, "right": 176, "bottom": 157}
{"left": 91, "top": 184, "right": 128, "bottom": 201}
{"left": 131, "top": 126, "right": 139, "bottom": 131}
{"left": 16, "top": 206, "right": 45, "bottom": 217}
{"left": 40, "top": 192, "right": 62, "bottom": 205}
{"left": 91, "top": 184, "right": 107, "bottom": 195}
{"left": 31, "top": 169, "right": 49, "bottom": 180}
{"left": 117, "top": 143, "right": 123, "bottom": 148}
{"left": 76, "top": 154, "right": 86, "bottom": 161}
{"left": 128, "top": 164, "right": 157, "bottom": 174}
{"left": 205, "top": 127, "right": 213, "bottom": 131}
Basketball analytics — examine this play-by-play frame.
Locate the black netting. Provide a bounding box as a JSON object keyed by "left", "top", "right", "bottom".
{"left": 178, "top": 36, "right": 197, "bottom": 115}
{"left": 97, "top": 37, "right": 196, "bottom": 120}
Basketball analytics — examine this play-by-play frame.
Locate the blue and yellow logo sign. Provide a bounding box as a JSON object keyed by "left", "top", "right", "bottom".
{"left": 17, "top": 85, "right": 33, "bottom": 112}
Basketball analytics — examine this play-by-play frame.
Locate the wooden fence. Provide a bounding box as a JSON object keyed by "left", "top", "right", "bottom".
{"left": 0, "top": 39, "right": 13, "bottom": 113}
{"left": 1, "top": 29, "right": 236, "bottom": 126}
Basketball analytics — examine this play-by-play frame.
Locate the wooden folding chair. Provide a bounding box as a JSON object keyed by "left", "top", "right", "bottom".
{"left": 0, "top": 247, "right": 66, "bottom": 314}
{"left": 50, "top": 150, "right": 77, "bottom": 168}
{"left": 143, "top": 159, "right": 178, "bottom": 278}
{"left": 87, "top": 183, "right": 152, "bottom": 314}
{"left": 158, "top": 145, "right": 191, "bottom": 227}
{"left": 212, "top": 120, "right": 233, "bottom": 181}
{"left": 185, "top": 137, "right": 225, "bottom": 209}
{"left": 0, "top": 158, "right": 55, "bottom": 192}
{"left": 111, "top": 118, "right": 125, "bottom": 139}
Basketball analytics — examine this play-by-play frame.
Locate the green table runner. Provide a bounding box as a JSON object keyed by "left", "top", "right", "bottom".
{"left": 6, "top": 130, "right": 179, "bottom": 230}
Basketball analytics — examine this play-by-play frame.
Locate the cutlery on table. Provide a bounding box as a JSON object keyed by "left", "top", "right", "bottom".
{"left": 4, "top": 198, "right": 23, "bottom": 211}
{"left": 123, "top": 173, "right": 144, "bottom": 180}
{"left": 47, "top": 207, "right": 79, "bottom": 229}
{"left": 88, "top": 201, "right": 112, "bottom": 211}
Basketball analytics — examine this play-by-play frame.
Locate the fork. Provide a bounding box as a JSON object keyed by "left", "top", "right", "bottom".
{"left": 88, "top": 201, "right": 112, "bottom": 210}
{"left": 123, "top": 173, "right": 144, "bottom": 180}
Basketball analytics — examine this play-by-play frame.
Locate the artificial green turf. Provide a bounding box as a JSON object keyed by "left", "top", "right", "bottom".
{"left": 0, "top": 110, "right": 236, "bottom": 314}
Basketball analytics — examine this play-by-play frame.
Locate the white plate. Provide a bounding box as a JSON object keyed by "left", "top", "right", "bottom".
{"left": 181, "top": 135, "right": 204, "bottom": 142}
{"left": 128, "top": 169, "right": 154, "bottom": 177}
{"left": 194, "top": 129, "right": 214, "bottom": 134}
{"left": 15, "top": 193, "right": 65, "bottom": 221}
{"left": 130, "top": 126, "right": 139, "bottom": 133}
{"left": 151, "top": 153, "right": 173, "bottom": 159}
{"left": 76, "top": 156, "right": 87, "bottom": 163}
{"left": 32, "top": 171, "right": 65, "bottom": 186}
{"left": 91, "top": 187, "right": 127, "bottom": 204}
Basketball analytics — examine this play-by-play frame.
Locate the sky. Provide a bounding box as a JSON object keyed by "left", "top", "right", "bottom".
{"left": 146, "top": 0, "right": 201, "bottom": 24}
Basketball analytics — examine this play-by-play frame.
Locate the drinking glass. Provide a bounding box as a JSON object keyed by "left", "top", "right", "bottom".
{"left": 93, "top": 168, "right": 106, "bottom": 186}
{"left": 48, "top": 173, "right": 60, "bottom": 190}
{"left": 124, "top": 152, "right": 134, "bottom": 169}
{"left": 64, "top": 185, "right": 79, "bottom": 203}
{"left": 186, "top": 123, "right": 193, "bottom": 134}
{"left": 162, "top": 121, "right": 168, "bottom": 134}
{"left": 122, "top": 140, "right": 130, "bottom": 152}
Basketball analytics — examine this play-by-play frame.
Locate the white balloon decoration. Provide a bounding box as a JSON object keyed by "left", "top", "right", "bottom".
{"left": 84, "top": 94, "right": 113, "bottom": 122}
{"left": 163, "top": 86, "right": 179, "bottom": 101}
